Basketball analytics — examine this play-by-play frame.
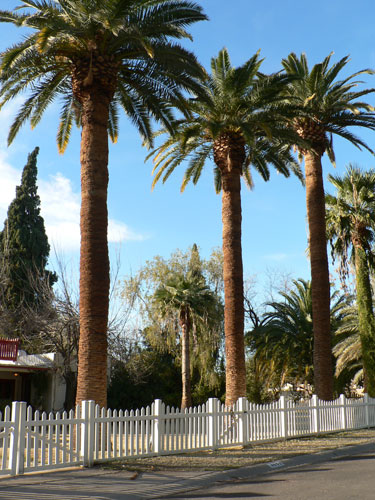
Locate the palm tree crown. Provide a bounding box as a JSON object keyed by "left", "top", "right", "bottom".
{"left": 282, "top": 53, "right": 375, "bottom": 161}
{"left": 0, "top": 0, "right": 207, "bottom": 408}
{"left": 151, "top": 49, "right": 302, "bottom": 191}
{"left": 0, "top": 0, "right": 207, "bottom": 150}
{"left": 326, "top": 165, "right": 375, "bottom": 277}
{"left": 149, "top": 48, "right": 302, "bottom": 405}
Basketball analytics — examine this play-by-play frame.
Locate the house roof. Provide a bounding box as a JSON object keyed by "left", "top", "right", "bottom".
{"left": 0, "top": 350, "right": 56, "bottom": 372}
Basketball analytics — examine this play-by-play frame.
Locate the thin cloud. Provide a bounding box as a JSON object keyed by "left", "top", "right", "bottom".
{"left": 0, "top": 158, "right": 147, "bottom": 252}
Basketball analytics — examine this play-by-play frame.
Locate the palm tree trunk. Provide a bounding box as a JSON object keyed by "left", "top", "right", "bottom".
{"left": 221, "top": 170, "right": 246, "bottom": 406}
{"left": 354, "top": 246, "right": 375, "bottom": 397}
{"left": 304, "top": 151, "right": 333, "bottom": 400}
{"left": 75, "top": 91, "right": 110, "bottom": 409}
{"left": 180, "top": 309, "right": 192, "bottom": 409}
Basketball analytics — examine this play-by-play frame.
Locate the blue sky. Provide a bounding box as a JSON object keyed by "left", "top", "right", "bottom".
{"left": 1, "top": 0, "right": 375, "bottom": 300}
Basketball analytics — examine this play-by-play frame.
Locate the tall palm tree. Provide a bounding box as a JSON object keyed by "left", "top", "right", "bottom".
{"left": 154, "top": 273, "right": 218, "bottom": 408}
{"left": 326, "top": 165, "right": 375, "bottom": 396}
{"left": 282, "top": 53, "right": 375, "bottom": 400}
{"left": 0, "top": 0, "right": 207, "bottom": 408}
{"left": 148, "top": 49, "right": 302, "bottom": 405}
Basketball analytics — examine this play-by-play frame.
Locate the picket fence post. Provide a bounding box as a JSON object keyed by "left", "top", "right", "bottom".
{"left": 81, "top": 400, "right": 95, "bottom": 467}
{"left": 9, "top": 401, "right": 26, "bottom": 476}
{"left": 237, "top": 398, "right": 248, "bottom": 445}
{"left": 207, "top": 398, "right": 219, "bottom": 450}
{"left": 153, "top": 399, "right": 164, "bottom": 454}
{"left": 339, "top": 394, "right": 347, "bottom": 430}
{"left": 279, "top": 396, "right": 288, "bottom": 439}
{"left": 311, "top": 395, "right": 320, "bottom": 434}
{"left": 364, "top": 393, "right": 369, "bottom": 428}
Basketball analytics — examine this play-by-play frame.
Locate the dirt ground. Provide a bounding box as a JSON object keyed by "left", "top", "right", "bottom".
{"left": 98, "top": 428, "right": 375, "bottom": 473}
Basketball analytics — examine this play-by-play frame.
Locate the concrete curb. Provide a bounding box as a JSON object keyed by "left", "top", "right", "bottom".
{"left": 157, "top": 440, "right": 375, "bottom": 499}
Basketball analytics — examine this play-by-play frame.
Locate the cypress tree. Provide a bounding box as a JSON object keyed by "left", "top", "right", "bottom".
{"left": 188, "top": 243, "right": 204, "bottom": 280}
{"left": 0, "top": 147, "right": 57, "bottom": 315}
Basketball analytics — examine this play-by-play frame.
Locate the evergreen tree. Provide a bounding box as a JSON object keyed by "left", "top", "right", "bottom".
{"left": 0, "top": 147, "right": 56, "bottom": 321}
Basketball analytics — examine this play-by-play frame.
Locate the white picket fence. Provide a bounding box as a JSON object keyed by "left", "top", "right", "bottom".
{"left": 1, "top": 394, "right": 374, "bottom": 477}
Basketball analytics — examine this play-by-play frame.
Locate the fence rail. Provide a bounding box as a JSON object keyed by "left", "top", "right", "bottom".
{"left": 1, "top": 394, "right": 374, "bottom": 476}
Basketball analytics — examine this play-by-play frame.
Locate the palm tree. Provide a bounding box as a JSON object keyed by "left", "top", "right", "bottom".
{"left": 333, "top": 303, "right": 363, "bottom": 392}
{"left": 154, "top": 273, "right": 218, "bottom": 408}
{"left": 0, "top": 0, "right": 207, "bottom": 408}
{"left": 149, "top": 49, "right": 302, "bottom": 405}
{"left": 281, "top": 53, "right": 375, "bottom": 400}
{"left": 247, "top": 279, "right": 352, "bottom": 397}
{"left": 326, "top": 165, "right": 375, "bottom": 396}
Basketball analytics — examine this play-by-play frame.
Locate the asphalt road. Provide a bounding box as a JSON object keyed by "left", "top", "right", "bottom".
{"left": 165, "top": 451, "right": 375, "bottom": 500}
{"left": 0, "top": 443, "right": 374, "bottom": 500}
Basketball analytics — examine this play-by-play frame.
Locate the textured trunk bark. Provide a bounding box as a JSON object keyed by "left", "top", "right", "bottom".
{"left": 304, "top": 151, "right": 333, "bottom": 400}
{"left": 180, "top": 309, "right": 192, "bottom": 409}
{"left": 75, "top": 91, "right": 110, "bottom": 409}
{"left": 221, "top": 171, "right": 246, "bottom": 406}
{"left": 354, "top": 246, "right": 375, "bottom": 397}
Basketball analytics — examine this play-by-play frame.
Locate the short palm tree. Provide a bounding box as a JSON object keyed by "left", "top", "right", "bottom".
{"left": 154, "top": 273, "right": 218, "bottom": 408}
{"left": 149, "top": 49, "right": 302, "bottom": 405}
{"left": 326, "top": 165, "right": 375, "bottom": 396}
{"left": 282, "top": 53, "right": 375, "bottom": 400}
{"left": 0, "top": 0, "right": 207, "bottom": 408}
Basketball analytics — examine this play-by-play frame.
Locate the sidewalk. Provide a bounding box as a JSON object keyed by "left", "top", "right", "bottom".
{"left": 0, "top": 435, "right": 374, "bottom": 499}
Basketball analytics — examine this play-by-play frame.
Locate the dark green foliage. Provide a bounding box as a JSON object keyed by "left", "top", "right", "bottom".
{"left": 354, "top": 248, "right": 375, "bottom": 395}
{"left": 246, "top": 357, "right": 274, "bottom": 404}
{"left": 0, "top": 148, "right": 57, "bottom": 321}
{"left": 108, "top": 344, "right": 225, "bottom": 410}
{"left": 108, "top": 348, "right": 182, "bottom": 410}
{"left": 247, "top": 279, "right": 353, "bottom": 397}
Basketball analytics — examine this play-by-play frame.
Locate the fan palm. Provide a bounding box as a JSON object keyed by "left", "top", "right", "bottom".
{"left": 326, "top": 165, "right": 375, "bottom": 395}
{"left": 282, "top": 53, "right": 375, "bottom": 400}
{"left": 154, "top": 273, "right": 218, "bottom": 408}
{"left": 0, "top": 0, "right": 207, "bottom": 407}
{"left": 148, "top": 48, "right": 302, "bottom": 405}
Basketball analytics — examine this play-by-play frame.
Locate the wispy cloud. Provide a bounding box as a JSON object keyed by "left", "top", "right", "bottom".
{"left": 0, "top": 166, "right": 147, "bottom": 252}
{"left": 0, "top": 102, "right": 147, "bottom": 252}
